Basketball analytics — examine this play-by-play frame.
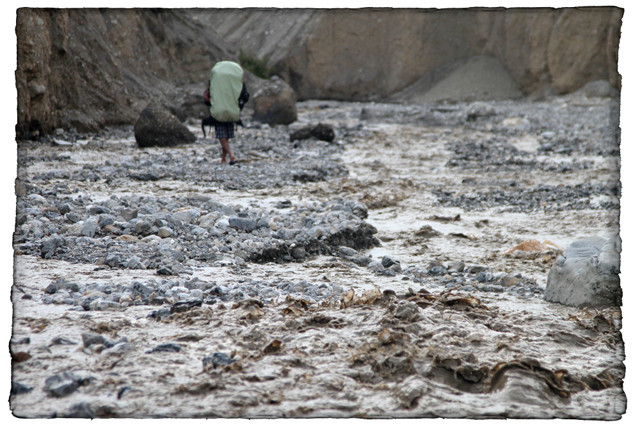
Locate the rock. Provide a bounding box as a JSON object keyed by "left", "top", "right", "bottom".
{"left": 291, "top": 246, "right": 306, "bottom": 260}
{"left": 88, "top": 300, "right": 122, "bottom": 311}
{"left": 40, "top": 234, "right": 65, "bottom": 258}
{"left": 229, "top": 217, "right": 257, "bottom": 232}
{"left": 157, "top": 227, "right": 173, "bottom": 239}
{"left": 147, "top": 343, "right": 182, "bottom": 353}
{"left": 203, "top": 352, "right": 236, "bottom": 370}
{"left": 45, "top": 282, "right": 60, "bottom": 294}
{"left": 131, "top": 282, "right": 153, "bottom": 298}
{"left": 390, "top": 301, "right": 421, "bottom": 323}
{"left": 119, "top": 208, "right": 138, "bottom": 221}
{"left": 173, "top": 209, "right": 200, "bottom": 224}
{"left": 381, "top": 256, "right": 401, "bottom": 272}
{"left": 578, "top": 80, "right": 616, "bottom": 98}
{"left": 171, "top": 300, "right": 202, "bottom": 313}
{"left": 134, "top": 220, "right": 152, "bottom": 235}
{"left": 11, "top": 382, "right": 33, "bottom": 395}
{"left": 65, "top": 402, "right": 96, "bottom": 418}
{"left": 476, "top": 271, "right": 494, "bottom": 282}
{"left": 367, "top": 261, "right": 384, "bottom": 273}
{"left": 290, "top": 123, "right": 335, "bottom": 143}
{"left": 429, "top": 265, "right": 447, "bottom": 276}
{"left": 545, "top": 235, "right": 621, "bottom": 308}
{"left": 134, "top": 104, "right": 196, "bottom": 148}
{"left": 81, "top": 333, "right": 114, "bottom": 348}
{"left": 447, "top": 261, "right": 465, "bottom": 273}
{"left": 157, "top": 266, "right": 175, "bottom": 276}
{"left": 44, "top": 371, "right": 92, "bottom": 398}
{"left": 251, "top": 76, "right": 297, "bottom": 125}
{"left": 125, "top": 255, "right": 145, "bottom": 269}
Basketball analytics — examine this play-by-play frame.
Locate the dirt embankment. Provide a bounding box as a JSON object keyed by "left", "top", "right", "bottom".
{"left": 16, "top": 8, "right": 622, "bottom": 137}
{"left": 16, "top": 9, "right": 230, "bottom": 136}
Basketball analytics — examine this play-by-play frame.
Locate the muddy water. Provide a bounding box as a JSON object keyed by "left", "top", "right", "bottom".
{"left": 10, "top": 98, "right": 625, "bottom": 419}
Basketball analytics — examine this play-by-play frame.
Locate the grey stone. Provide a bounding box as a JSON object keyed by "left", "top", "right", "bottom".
{"left": 45, "top": 282, "right": 60, "bottom": 294}
{"left": 476, "top": 271, "right": 494, "bottom": 282}
{"left": 87, "top": 205, "right": 110, "bottom": 215}
{"left": 66, "top": 402, "right": 96, "bottom": 418}
{"left": 88, "top": 300, "right": 122, "bottom": 311}
{"left": 381, "top": 256, "right": 400, "bottom": 269}
{"left": 229, "top": 217, "right": 257, "bottom": 232}
{"left": 119, "top": 208, "right": 138, "bottom": 221}
{"left": 173, "top": 209, "right": 200, "bottom": 224}
{"left": 203, "top": 352, "right": 236, "bottom": 370}
{"left": 81, "top": 333, "right": 114, "bottom": 348}
{"left": 125, "top": 255, "right": 145, "bottom": 269}
{"left": 147, "top": 343, "right": 182, "bottom": 353}
{"left": 367, "top": 261, "right": 384, "bottom": 273}
{"left": 429, "top": 265, "right": 448, "bottom": 276}
{"left": 44, "top": 371, "right": 92, "bottom": 398}
{"left": 338, "top": 246, "right": 358, "bottom": 257}
{"left": 105, "top": 253, "right": 122, "bottom": 268}
{"left": 11, "top": 382, "right": 33, "bottom": 396}
{"left": 135, "top": 221, "right": 152, "bottom": 235}
{"left": 131, "top": 281, "right": 153, "bottom": 298}
{"left": 134, "top": 104, "right": 196, "bottom": 148}
{"left": 80, "top": 218, "right": 100, "bottom": 237}
{"left": 447, "top": 261, "right": 465, "bottom": 273}
{"left": 41, "top": 234, "right": 65, "bottom": 258}
{"left": 545, "top": 235, "right": 621, "bottom": 308}
{"left": 291, "top": 246, "right": 307, "bottom": 260}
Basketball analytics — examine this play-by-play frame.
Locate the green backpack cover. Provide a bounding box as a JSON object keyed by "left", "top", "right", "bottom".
{"left": 209, "top": 61, "right": 244, "bottom": 123}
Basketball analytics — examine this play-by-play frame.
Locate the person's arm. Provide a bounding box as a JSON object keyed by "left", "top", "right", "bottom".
{"left": 238, "top": 83, "right": 250, "bottom": 110}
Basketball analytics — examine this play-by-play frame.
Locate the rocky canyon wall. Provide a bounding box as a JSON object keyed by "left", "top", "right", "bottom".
{"left": 202, "top": 8, "right": 622, "bottom": 101}
{"left": 16, "top": 7, "right": 623, "bottom": 136}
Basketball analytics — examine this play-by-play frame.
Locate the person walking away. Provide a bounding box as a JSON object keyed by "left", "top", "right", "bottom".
{"left": 205, "top": 61, "right": 250, "bottom": 164}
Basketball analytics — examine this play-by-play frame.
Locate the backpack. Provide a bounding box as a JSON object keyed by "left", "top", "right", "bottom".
{"left": 203, "top": 84, "right": 248, "bottom": 110}
{"left": 209, "top": 61, "right": 244, "bottom": 122}
{"left": 201, "top": 62, "right": 250, "bottom": 138}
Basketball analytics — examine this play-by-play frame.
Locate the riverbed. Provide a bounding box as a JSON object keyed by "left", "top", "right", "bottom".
{"left": 9, "top": 95, "right": 626, "bottom": 419}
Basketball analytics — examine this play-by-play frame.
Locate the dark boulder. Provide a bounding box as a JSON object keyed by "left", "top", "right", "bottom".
{"left": 251, "top": 76, "right": 297, "bottom": 125}
{"left": 134, "top": 104, "right": 196, "bottom": 148}
{"left": 290, "top": 123, "right": 335, "bottom": 143}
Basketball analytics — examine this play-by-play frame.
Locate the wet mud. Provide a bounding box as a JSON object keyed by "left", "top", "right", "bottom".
{"left": 11, "top": 95, "right": 625, "bottom": 419}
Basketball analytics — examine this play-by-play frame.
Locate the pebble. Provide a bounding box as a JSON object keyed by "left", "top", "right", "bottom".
{"left": 11, "top": 382, "right": 33, "bottom": 395}
{"left": 203, "top": 352, "right": 236, "bottom": 370}
{"left": 44, "top": 371, "right": 93, "bottom": 398}
{"left": 147, "top": 343, "right": 182, "bottom": 353}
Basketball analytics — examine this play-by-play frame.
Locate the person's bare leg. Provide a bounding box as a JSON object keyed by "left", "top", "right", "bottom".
{"left": 219, "top": 138, "right": 235, "bottom": 163}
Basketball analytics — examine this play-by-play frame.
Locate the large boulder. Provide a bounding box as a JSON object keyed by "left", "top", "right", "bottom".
{"left": 545, "top": 236, "right": 622, "bottom": 308}
{"left": 251, "top": 76, "right": 297, "bottom": 126}
{"left": 134, "top": 104, "right": 196, "bottom": 148}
